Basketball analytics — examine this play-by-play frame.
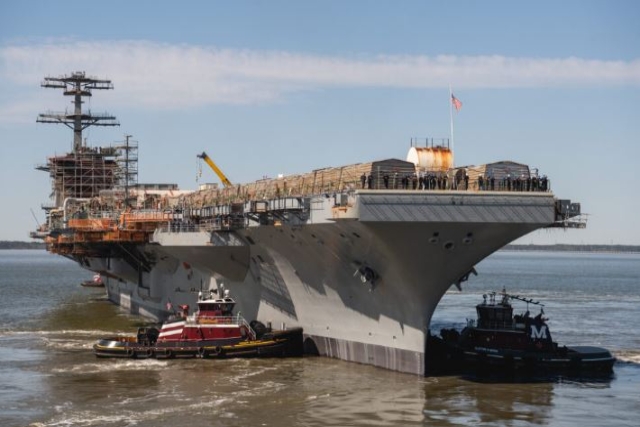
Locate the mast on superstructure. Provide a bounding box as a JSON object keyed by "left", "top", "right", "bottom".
{"left": 35, "top": 71, "right": 123, "bottom": 208}
{"left": 37, "top": 71, "right": 119, "bottom": 153}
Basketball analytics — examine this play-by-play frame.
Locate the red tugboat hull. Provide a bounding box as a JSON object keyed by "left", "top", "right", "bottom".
{"left": 94, "top": 286, "right": 304, "bottom": 360}
{"left": 94, "top": 327, "right": 304, "bottom": 359}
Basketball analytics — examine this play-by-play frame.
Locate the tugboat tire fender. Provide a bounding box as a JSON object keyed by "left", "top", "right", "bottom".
{"left": 126, "top": 348, "right": 134, "bottom": 358}
{"left": 212, "top": 346, "right": 222, "bottom": 356}
{"left": 146, "top": 348, "right": 154, "bottom": 358}
{"left": 198, "top": 347, "right": 207, "bottom": 358}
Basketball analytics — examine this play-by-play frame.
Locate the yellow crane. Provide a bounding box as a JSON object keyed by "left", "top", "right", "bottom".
{"left": 197, "top": 151, "right": 233, "bottom": 188}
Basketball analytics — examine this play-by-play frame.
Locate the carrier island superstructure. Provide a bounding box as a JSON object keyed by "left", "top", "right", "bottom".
{"left": 32, "top": 72, "right": 585, "bottom": 375}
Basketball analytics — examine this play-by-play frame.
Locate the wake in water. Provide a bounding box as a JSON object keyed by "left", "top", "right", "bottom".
{"left": 0, "top": 329, "right": 118, "bottom": 341}
{"left": 50, "top": 359, "right": 170, "bottom": 375}
{"left": 613, "top": 350, "right": 640, "bottom": 365}
{"left": 26, "top": 396, "right": 230, "bottom": 427}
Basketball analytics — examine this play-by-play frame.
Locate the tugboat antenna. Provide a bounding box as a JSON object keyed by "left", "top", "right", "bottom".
{"left": 499, "top": 290, "right": 545, "bottom": 307}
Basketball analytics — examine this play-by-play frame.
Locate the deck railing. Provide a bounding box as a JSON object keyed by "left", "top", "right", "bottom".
{"left": 189, "top": 314, "right": 257, "bottom": 340}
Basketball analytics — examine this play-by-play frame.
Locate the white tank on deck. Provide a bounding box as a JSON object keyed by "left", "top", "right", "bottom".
{"left": 406, "top": 146, "right": 453, "bottom": 172}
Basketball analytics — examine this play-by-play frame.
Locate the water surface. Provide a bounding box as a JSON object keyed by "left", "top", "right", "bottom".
{"left": 1, "top": 250, "right": 638, "bottom": 426}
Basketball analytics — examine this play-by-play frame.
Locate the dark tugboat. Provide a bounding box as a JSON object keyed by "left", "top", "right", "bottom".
{"left": 428, "top": 290, "right": 615, "bottom": 374}
{"left": 93, "top": 285, "right": 303, "bottom": 359}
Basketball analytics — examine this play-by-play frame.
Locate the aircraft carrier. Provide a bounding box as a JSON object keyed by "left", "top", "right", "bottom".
{"left": 33, "top": 72, "right": 585, "bottom": 375}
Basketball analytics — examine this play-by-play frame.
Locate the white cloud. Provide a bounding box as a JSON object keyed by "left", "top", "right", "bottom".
{"left": 1, "top": 39, "right": 639, "bottom": 121}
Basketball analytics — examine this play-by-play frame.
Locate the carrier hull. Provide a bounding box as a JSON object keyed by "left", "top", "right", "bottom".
{"left": 87, "top": 190, "right": 558, "bottom": 375}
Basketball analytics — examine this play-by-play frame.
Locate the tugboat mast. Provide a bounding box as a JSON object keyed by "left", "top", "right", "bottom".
{"left": 37, "top": 71, "right": 119, "bottom": 153}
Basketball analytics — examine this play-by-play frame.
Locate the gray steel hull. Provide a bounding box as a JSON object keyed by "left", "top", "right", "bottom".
{"left": 90, "top": 190, "right": 559, "bottom": 375}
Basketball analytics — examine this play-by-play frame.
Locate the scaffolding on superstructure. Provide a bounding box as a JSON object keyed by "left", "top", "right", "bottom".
{"left": 36, "top": 71, "right": 121, "bottom": 208}
{"left": 114, "top": 135, "right": 139, "bottom": 207}
{"left": 33, "top": 72, "right": 163, "bottom": 263}
{"left": 36, "top": 147, "right": 119, "bottom": 207}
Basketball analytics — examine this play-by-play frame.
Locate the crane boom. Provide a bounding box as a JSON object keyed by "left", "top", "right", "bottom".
{"left": 197, "top": 152, "right": 232, "bottom": 187}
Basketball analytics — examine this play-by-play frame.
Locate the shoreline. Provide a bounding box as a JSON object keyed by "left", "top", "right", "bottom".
{"left": 503, "top": 244, "right": 640, "bottom": 254}
{"left": 1, "top": 241, "right": 639, "bottom": 253}
{"left": 0, "top": 241, "right": 46, "bottom": 250}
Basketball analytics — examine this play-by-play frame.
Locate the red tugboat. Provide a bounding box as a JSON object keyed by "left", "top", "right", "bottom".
{"left": 428, "top": 290, "right": 615, "bottom": 374}
{"left": 93, "top": 286, "right": 303, "bottom": 359}
{"left": 81, "top": 274, "right": 104, "bottom": 288}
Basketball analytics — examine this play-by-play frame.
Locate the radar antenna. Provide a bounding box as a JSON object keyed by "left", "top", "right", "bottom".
{"left": 37, "top": 71, "right": 119, "bottom": 153}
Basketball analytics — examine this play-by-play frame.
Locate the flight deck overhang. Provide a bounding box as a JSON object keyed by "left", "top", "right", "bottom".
{"left": 355, "top": 190, "right": 557, "bottom": 225}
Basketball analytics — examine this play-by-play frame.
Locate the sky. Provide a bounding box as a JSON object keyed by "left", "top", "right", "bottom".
{"left": 1, "top": 0, "right": 639, "bottom": 244}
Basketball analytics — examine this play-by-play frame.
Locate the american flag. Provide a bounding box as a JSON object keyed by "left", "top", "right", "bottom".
{"left": 451, "top": 94, "right": 462, "bottom": 111}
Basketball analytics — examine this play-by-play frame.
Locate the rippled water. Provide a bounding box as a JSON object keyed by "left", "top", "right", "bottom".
{"left": 1, "top": 250, "right": 639, "bottom": 426}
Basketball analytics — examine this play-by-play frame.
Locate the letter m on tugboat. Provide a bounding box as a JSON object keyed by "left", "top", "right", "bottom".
{"left": 530, "top": 324, "right": 548, "bottom": 340}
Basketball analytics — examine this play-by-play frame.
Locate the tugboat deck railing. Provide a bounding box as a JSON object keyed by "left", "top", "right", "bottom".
{"left": 189, "top": 314, "right": 257, "bottom": 340}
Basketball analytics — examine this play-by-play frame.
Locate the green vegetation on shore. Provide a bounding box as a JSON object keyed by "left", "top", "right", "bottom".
{"left": 504, "top": 244, "right": 639, "bottom": 253}
{"left": 1, "top": 241, "right": 638, "bottom": 253}
{"left": 0, "top": 241, "right": 46, "bottom": 249}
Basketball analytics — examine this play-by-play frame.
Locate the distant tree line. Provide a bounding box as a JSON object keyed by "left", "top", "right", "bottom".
{"left": 0, "top": 241, "right": 46, "bottom": 249}
{"left": 504, "top": 244, "right": 640, "bottom": 253}
{"left": 1, "top": 240, "right": 638, "bottom": 253}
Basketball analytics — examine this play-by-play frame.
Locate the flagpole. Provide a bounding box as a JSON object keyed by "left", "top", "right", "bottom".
{"left": 449, "top": 85, "right": 455, "bottom": 167}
